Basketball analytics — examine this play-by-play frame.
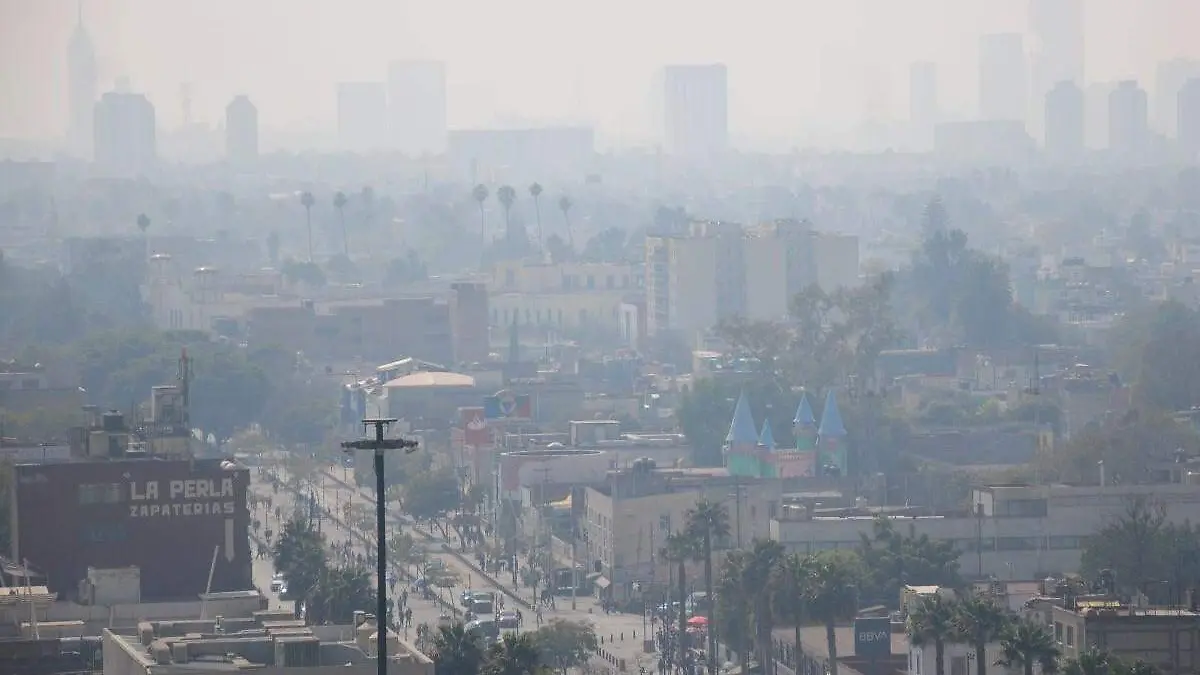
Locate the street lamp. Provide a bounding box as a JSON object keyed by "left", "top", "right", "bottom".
{"left": 341, "top": 418, "right": 419, "bottom": 675}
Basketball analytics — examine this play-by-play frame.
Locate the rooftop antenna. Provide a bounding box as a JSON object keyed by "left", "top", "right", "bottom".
{"left": 178, "top": 347, "right": 192, "bottom": 429}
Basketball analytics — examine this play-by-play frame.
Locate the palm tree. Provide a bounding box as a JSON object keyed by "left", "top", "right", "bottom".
{"left": 482, "top": 632, "right": 540, "bottom": 675}
{"left": 742, "top": 539, "right": 785, "bottom": 675}
{"left": 136, "top": 213, "right": 151, "bottom": 258}
{"left": 333, "top": 191, "right": 349, "bottom": 257}
{"left": 778, "top": 553, "right": 814, "bottom": 675}
{"left": 998, "top": 620, "right": 1060, "bottom": 675}
{"left": 431, "top": 622, "right": 486, "bottom": 675}
{"left": 718, "top": 549, "right": 755, "bottom": 675}
{"left": 299, "top": 191, "right": 315, "bottom": 261}
{"left": 807, "top": 553, "right": 861, "bottom": 675}
{"left": 908, "top": 594, "right": 960, "bottom": 675}
{"left": 686, "top": 500, "right": 730, "bottom": 675}
{"left": 557, "top": 195, "right": 574, "bottom": 250}
{"left": 472, "top": 184, "right": 490, "bottom": 242}
{"left": 663, "top": 532, "right": 696, "bottom": 667}
{"left": 956, "top": 595, "right": 1011, "bottom": 675}
{"left": 497, "top": 185, "right": 517, "bottom": 240}
{"left": 528, "top": 183, "right": 544, "bottom": 247}
{"left": 1062, "top": 649, "right": 1115, "bottom": 675}
{"left": 272, "top": 517, "right": 327, "bottom": 618}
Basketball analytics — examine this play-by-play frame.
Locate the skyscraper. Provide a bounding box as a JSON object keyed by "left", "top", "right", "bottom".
{"left": 1108, "top": 81, "right": 1149, "bottom": 157}
{"left": 909, "top": 62, "right": 938, "bottom": 150}
{"left": 1044, "top": 81, "right": 1085, "bottom": 159}
{"left": 660, "top": 64, "right": 729, "bottom": 156}
{"left": 225, "top": 95, "right": 258, "bottom": 163}
{"left": 1179, "top": 78, "right": 1200, "bottom": 158}
{"left": 387, "top": 60, "right": 447, "bottom": 157}
{"left": 93, "top": 91, "right": 157, "bottom": 175}
{"left": 336, "top": 82, "right": 388, "bottom": 153}
{"left": 979, "top": 34, "right": 1027, "bottom": 123}
{"left": 1155, "top": 58, "right": 1200, "bottom": 137}
{"left": 67, "top": 1, "right": 97, "bottom": 156}
{"left": 1030, "top": 0, "right": 1084, "bottom": 133}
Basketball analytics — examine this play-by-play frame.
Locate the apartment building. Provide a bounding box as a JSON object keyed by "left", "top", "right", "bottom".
{"left": 771, "top": 484, "right": 1200, "bottom": 580}
{"left": 487, "top": 259, "right": 642, "bottom": 344}
{"left": 645, "top": 220, "right": 859, "bottom": 336}
{"left": 1053, "top": 601, "right": 1200, "bottom": 673}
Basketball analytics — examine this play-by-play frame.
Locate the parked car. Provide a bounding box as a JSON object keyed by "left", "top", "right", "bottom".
{"left": 498, "top": 611, "right": 520, "bottom": 629}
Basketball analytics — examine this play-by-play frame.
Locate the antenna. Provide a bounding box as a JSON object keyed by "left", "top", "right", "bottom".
{"left": 178, "top": 348, "right": 191, "bottom": 429}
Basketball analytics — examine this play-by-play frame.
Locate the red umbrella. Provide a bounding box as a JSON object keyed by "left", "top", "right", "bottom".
{"left": 687, "top": 615, "right": 709, "bottom": 626}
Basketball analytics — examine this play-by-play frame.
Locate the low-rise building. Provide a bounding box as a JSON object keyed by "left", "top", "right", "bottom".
{"left": 771, "top": 484, "right": 1200, "bottom": 580}
{"left": 1052, "top": 601, "right": 1200, "bottom": 674}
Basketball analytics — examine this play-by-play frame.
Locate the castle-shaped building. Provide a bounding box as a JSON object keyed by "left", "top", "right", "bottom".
{"left": 724, "top": 389, "right": 848, "bottom": 478}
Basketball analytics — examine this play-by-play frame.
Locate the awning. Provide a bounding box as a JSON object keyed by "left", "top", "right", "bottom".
{"left": 593, "top": 576, "right": 611, "bottom": 590}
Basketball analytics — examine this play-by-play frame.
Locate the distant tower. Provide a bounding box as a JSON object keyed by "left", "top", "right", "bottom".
{"left": 817, "top": 389, "right": 847, "bottom": 477}
{"left": 757, "top": 419, "right": 776, "bottom": 477}
{"left": 225, "top": 95, "right": 259, "bottom": 163}
{"left": 1109, "top": 80, "right": 1149, "bottom": 158}
{"left": 1180, "top": 78, "right": 1200, "bottom": 159}
{"left": 725, "top": 391, "right": 760, "bottom": 477}
{"left": 93, "top": 90, "right": 157, "bottom": 175}
{"left": 67, "top": 0, "right": 97, "bottom": 156}
{"left": 660, "top": 64, "right": 729, "bottom": 156}
{"left": 1045, "top": 80, "right": 1085, "bottom": 159}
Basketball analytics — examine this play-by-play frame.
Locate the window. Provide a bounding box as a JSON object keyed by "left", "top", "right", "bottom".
{"left": 587, "top": 275, "right": 595, "bottom": 289}
{"left": 1049, "top": 536, "right": 1083, "bottom": 550}
{"left": 996, "top": 537, "right": 1039, "bottom": 551}
{"left": 1066, "top": 626, "right": 1075, "bottom": 647}
{"left": 1054, "top": 621, "right": 1063, "bottom": 642}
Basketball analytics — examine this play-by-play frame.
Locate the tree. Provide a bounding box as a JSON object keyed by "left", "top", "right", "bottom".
{"left": 299, "top": 191, "right": 316, "bottom": 262}
{"left": 908, "top": 594, "right": 960, "bottom": 675}
{"left": 716, "top": 549, "right": 755, "bottom": 675}
{"left": 1110, "top": 301, "right": 1200, "bottom": 412}
{"left": 333, "top": 191, "right": 350, "bottom": 257}
{"left": 955, "top": 594, "right": 1011, "bottom": 675}
{"left": 581, "top": 228, "right": 627, "bottom": 263}
{"left": 531, "top": 619, "right": 598, "bottom": 674}
{"left": 1079, "top": 496, "right": 1187, "bottom": 597}
{"left": 528, "top": 183, "right": 544, "bottom": 248}
{"left": 1063, "top": 649, "right": 1116, "bottom": 675}
{"left": 997, "top": 620, "right": 1060, "bottom": 675}
{"left": 431, "top": 623, "right": 486, "bottom": 675}
{"left": 482, "top": 632, "right": 541, "bottom": 675}
{"left": 307, "top": 564, "right": 375, "bottom": 624}
{"left": 404, "top": 469, "right": 462, "bottom": 538}
{"left": 662, "top": 532, "right": 696, "bottom": 667}
{"left": 136, "top": 212, "right": 150, "bottom": 244}
{"left": 778, "top": 553, "right": 814, "bottom": 675}
{"left": 472, "top": 184, "right": 490, "bottom": 242}
{"left": 497, "top": 185, "right": 517, "bottom": 241}
{"left": 1044, "top": 409, "right": 1200, "bottom": 486}
{"left": 272, "top": 518, "right": 327, "bottom": 617}
{"left": 857, "top": 517, "right": 962, "bottom": 607}
{"left": 686, "top": 499, "right": 730, "bottom": 675}
{"left": 806, "top": 550, "right": 863, "bottom": 675}
{"left": 743, "top": 539, "right": 785, "bottom": 675}
{"left": 557, "top": 195, "right": 573, "bottom": 250}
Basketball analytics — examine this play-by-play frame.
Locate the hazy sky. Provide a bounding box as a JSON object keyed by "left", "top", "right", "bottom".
{"left": 2, "top": 0, "right": 1198, "bottom": 144}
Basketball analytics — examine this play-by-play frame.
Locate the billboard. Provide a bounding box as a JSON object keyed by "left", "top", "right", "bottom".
{"left": 853, "top": 617, "right": 891, "bottom": 658}
{"left": 459, "top": 406, "right": 491, "bottom": 446}
{"left": 483, "top": 389, "right": 532, "bottom": 420}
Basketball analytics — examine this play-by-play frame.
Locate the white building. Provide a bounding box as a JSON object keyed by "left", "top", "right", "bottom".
{"left": 93, "top": 91, "right": 157, "bottom": 175}
{"left": 388, "top": 60, "right": 447, "bottom": 156}
{"left": 660, "top": 64, "right": 729, "bottom": 157}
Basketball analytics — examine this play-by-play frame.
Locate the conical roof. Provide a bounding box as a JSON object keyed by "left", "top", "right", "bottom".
{"left": 793, "top": 393, "right": 816, "bottom": 428}
{"left": 758, "top": 419, "right": 776, "bottom": 451}
{"left": 725, "top": 392, "right": 759, "bottom": 445}
{"left": 818, "top": 389, "right": 846, "bottom": 438}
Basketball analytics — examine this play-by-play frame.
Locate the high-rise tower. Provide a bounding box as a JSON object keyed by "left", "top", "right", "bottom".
{"left": 1030, "top": 0, "right": 1084, "bottom": 136}
{"left": 67, "top": 0, "right": 97, "bottom": 156}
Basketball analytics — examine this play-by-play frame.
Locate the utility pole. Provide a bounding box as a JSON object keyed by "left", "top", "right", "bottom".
{"left": 341, "top": 418, "right": 418, "bottom": 675}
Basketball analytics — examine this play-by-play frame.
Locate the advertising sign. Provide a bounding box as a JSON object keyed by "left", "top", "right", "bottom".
{"left": 853, "top": 617, "right": 891, "bottom": 658}
{"left": 460, "top": 406, "right": 491, "bottom": 446}
{"left": 483, "top": 389, "right": 532, "bottom": 420}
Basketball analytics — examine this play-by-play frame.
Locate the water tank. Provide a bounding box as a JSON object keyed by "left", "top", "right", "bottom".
{"left": 102, "top": 412, "right": 124, "bottom": 432}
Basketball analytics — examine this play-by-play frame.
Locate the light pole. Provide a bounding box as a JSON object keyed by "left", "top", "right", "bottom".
{"left": 341, "top": 418, "right": 419, "bottom": 675}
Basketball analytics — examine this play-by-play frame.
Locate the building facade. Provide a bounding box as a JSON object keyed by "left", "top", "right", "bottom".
{"left": 387, "top": 60, "right": 447, "bottom": 156}
{"left": 1045, "top": 80, "right": 1085, "bottom": 158}
{"left": 979, "top": 34, "right": 1028, "bottom": 123}
{"left": 660, "top": 64, "right": 729, "bottom": 157}
{"left": 94, "top": 92, "right": 157, "bottom": 175}
{"left": 225, "top": 95, "right": 258, "bottom": 163}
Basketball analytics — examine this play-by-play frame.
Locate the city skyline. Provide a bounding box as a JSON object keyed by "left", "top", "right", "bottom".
{"left": 2, "top": 0, "right": 1200, "bottom": 149}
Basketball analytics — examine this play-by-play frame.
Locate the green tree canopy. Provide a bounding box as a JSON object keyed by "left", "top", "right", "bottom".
{"left": 857, "top": 517, "right": 962, "bottom": 607}
{"left": 531, "top": 619, "right": 598, "bottom": 674}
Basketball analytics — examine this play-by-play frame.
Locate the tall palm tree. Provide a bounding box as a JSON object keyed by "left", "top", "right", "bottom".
{"left": 956, "top": 595, "right": 1011, "bottom": 675}
{"left": 998, "top": 620, "right": 1060, "bottom": 675}
{"left": 718, "top": 549, "right": 755, "bottom": 675}
{"left": 333, "top": 191, "right": 349, "bottom": 257}
{"left": 136, "top": 213, "right": 151, "bottom": 258}
{"left": 687, "top": 500, "right": 730, "bottom": 675}
{"left": 482, "top": 632, "right": 540, "bottom": 675}
{"left": 558, "top": 195, "right": 574, "bottom": 250}
{"left": 663, "top": 531, "right": 696, "bottom": 667}
{"left": 778, "top": 553, "right": 814, "bottom": 675}
{"left": 742, "top": 539, "right": 785, "bottom": 675}
{"left": 497, "top": 185, "right": 517, "bottom": 240}
{"left": 528, "top": 182, "right": 544, "bottom": 247}
{"left": 431, "top": 622, "right": 486, "bottom": 675}
{"left": 807, "top": 554, "right": 861, "bottom": 675}
{"left": 472, "top": 184, "right": 490, "bottom": 242}
{"left": 1062, "top": 649, "right": 1115, "bottom": 675}
{"left": 299, "top": 191, "right": 316, "bottom": 261}
{"left": 908, "top": 594, "right": 960, "bottom": 675}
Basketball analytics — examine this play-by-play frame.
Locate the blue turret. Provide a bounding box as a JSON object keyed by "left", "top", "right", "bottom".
{"left": 726, "top": 391, "right": 759, "bottom": 446}
{"left": 793, "top": 393, "right": 816, "bottom": 429}
{"left": 758, "top": 419, "right": 776, "bottom": 451}
{"left": 818, "top": 389, "right": 846, "bottom": 439}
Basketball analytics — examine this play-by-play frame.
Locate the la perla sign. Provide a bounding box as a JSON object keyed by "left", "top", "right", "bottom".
{"left": 127, "top": 478, "right": 237, "bottom": 518}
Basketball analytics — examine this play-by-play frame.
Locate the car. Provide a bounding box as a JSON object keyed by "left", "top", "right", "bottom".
{"left": 497, "top": 611, "right": 519, "bottom": 629}
{"left": 460, "top": 589, "right": 478, "bottom": 607}
{"left": 270, "top": 579, "right": 284, "bottom": 592}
